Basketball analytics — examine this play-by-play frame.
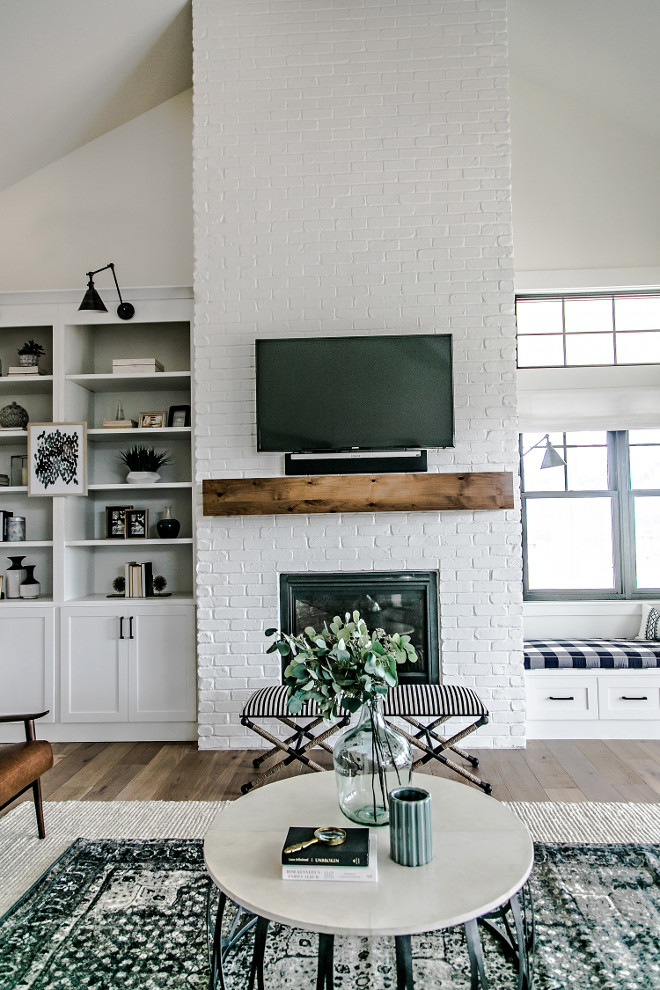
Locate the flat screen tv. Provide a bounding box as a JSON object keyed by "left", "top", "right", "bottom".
{"left": 256, "top": 334, "right": 454, "bottom": 453}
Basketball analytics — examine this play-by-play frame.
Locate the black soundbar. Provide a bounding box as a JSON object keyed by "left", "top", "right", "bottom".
{"left": 284, "top": 450, "right": 428, "bottom": 476}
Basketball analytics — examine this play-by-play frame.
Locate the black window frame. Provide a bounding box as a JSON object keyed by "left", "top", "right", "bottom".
{"left": 520, "top": 430, "right": 660, "bottom": 602}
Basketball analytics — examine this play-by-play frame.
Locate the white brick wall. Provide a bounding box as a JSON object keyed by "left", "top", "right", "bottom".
{"left": 192, "top": 0, "right": 524, "bottom": 749}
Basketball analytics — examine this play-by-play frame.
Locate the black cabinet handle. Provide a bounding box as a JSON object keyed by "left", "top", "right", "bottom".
{"left": 548, "top": 696, "right": 575, "bottom": 701}
{"left": 128, "top": 616, "right": 134, "bottom": 640}
{"left": 620, "top": 695, "right": 648, "bottom": 701}
{"left": 119, "top": 617, "right": 125, "bottom": 640}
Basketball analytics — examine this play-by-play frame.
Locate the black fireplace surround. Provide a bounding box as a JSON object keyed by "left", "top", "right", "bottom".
{"left": 279, "top": 572, "right": 439, "bottom": 685}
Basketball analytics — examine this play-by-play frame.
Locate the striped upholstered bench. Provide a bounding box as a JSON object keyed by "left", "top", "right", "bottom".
{"left": 240, "top": 683, "right": 491, "bottom": 795}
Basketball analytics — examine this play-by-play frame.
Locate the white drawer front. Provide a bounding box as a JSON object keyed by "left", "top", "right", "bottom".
{"left": 526, "top": 674, "right": 598, "bottom": 720}
{"left": 598, "top": 677, "right": 660, "bottom": 720}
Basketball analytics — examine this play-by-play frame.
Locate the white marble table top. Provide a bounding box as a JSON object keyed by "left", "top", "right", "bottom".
{"left": 204, "top": 772, "right": 534, "bottom": 938}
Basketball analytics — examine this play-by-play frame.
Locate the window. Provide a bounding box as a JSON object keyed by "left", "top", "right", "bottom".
{"left": 520, "top": 430, "right": 660, "bottom": 599}
{"left": 516, "top": 292, "right": 660, "bottom": 368}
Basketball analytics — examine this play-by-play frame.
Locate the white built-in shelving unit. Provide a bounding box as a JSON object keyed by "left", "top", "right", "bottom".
{"left": 0, "top": 287, "right": 197, "bottom": 741}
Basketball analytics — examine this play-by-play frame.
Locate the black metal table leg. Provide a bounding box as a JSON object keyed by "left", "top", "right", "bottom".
{"left": 209, "top": 891, "right": 227, "bottom": 990}
{"left": 316, "top": 933, "right": 334, "bottom": 990}
{"left": 395, "top": 934, "right": 414, "bottom": 990}
{"left": 465, "top": 918, "right": 489, "bottom": 989}
{"left": 247, "top": 915, "right": 270, "bottom": 990}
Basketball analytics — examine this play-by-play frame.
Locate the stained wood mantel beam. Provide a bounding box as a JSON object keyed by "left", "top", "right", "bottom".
{"left": 202, "top": 471, "right": 515, "bottom": 516}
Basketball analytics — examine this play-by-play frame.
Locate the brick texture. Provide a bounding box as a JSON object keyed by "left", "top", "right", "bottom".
{"left": 192, "top": 0, "right": 523, "bottom": 749}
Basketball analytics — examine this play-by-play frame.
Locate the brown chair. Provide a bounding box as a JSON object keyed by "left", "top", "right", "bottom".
{"left": 0, "top": 711, "right": 53, "bottom": 838}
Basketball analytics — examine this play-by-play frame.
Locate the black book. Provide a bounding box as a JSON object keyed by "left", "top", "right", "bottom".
{"left": 281, "top": 826, "right": 369, "bottom": 867}
{"left": 0, "top": 510, "right": 12, "bottom": 541}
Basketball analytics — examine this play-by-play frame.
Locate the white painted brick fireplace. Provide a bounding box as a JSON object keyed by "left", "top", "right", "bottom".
{"left": 192, "top": 0, "right": 524, "bottom": 749}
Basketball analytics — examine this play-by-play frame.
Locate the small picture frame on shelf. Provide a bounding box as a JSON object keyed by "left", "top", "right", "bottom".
{"left": 168, "top": 405, "right": 191, "bottom": 428}
{"left": 125, "top": 508, "right": 149, "bottom": 539}
{"left": 27, "top": 422, "right": 87, "bottom": 496}
{"left": 105, "top": 505, "right": 134, "bottom": 539}
{"left": 10, "top": 454, "right": 29, "bottom": 487}
{"left": 139, "top": 411, "right": 166, "bottom": 429}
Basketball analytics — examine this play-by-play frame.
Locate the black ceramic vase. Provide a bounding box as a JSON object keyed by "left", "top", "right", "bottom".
{"left": 156, "top": 506, "right": 180, "bottom": 539}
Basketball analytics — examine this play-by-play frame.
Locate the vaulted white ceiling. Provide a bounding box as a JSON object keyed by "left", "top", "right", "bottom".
{"left": 0, "top": 0, "right": 192, "bottom": 191}
{"left": 0, "top": 0, "right": 656, "bottom": 193}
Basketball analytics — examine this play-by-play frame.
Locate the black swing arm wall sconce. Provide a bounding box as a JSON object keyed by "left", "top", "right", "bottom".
{"left": 78, "top": 263, "right": 135, "bottom": 320}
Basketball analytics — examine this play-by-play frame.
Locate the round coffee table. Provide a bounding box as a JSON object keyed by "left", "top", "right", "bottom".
{"left": 204, "top": 772, "right": 534, "bottom": 989}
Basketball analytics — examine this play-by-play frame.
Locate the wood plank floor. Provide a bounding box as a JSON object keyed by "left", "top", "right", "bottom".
{"left": 5, "top": 739, "right": 660, "bottom": 815}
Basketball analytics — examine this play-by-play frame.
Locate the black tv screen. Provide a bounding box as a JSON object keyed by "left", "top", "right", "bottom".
{"left": 256, "top": 334, "right": 454, "bottom": 452}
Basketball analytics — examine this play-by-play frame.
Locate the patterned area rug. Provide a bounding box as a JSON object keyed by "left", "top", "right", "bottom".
{"left": 1, "top": 837, "right": 659, "bottom": 990}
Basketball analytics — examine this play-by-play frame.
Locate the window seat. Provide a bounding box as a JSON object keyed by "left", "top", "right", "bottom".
{"left": 524, "top": 640, "right": 660, "bottom": 739}
{"left": 524, "top": 639, "right": 660, "bottom": 670}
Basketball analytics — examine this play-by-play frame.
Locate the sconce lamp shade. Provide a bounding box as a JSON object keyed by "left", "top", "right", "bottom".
{"left": 78, "top": 277, "right": 108, "bottom": 313}
{"left": 78, "top": 263, "right": 135, "bottom": 320}
{"left": 523, "top": 433, "right": 566, "bottom": 469}
{"left": 540, "top": 439, "right": 566, "bottom": 469}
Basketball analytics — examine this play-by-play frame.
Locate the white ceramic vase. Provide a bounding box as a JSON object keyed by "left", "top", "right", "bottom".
{"left": 126, "top": 471, "right": 160, "bottom": 485}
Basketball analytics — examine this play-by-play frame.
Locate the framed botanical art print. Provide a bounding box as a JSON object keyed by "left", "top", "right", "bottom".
{"left": 27, "top": 423, "right": 87, "bottom": 496}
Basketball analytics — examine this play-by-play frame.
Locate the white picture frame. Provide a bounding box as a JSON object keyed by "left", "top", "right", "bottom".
{"left": 27, "top": 422, "right": 88, "bottom": 496}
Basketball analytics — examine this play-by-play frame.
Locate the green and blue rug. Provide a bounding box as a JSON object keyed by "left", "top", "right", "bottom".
{"left": 1, "top": 835, "right": 659, "bottom": 989}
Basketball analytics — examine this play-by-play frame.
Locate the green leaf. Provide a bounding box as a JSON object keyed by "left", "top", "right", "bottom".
{"left": 276, "top": 642, "right": 291, "bottom": 656}
{"left": 265, "top": 627, "right": 278, "bottom": 637}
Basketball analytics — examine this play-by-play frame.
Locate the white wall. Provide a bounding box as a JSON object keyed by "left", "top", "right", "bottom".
{"left": 193, "top": 0, "right": 524, "bottom": 750}
{"left": 0, "top": 91, "right": 193, "bottom": 292}
{"left": 510, "top": 75, "right": 660, "bottom": 272}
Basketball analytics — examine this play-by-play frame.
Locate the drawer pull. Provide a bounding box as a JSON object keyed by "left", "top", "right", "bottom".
{"left": 548, "top": 695, "right": 575, "bottom": 701}
{"left": 620, "top": 695, "right": 648, "bottom": 701}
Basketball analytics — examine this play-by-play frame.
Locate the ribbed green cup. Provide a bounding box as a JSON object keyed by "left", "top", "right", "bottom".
{"left": 389, "top": 786, "right": 433, "bottom": 867}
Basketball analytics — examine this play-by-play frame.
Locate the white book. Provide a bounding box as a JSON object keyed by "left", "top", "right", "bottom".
{"left": 282, "top": 835, "right": 378, "bottom": 882}
{"left": 7, "top": 366, "right": 42, "bottom": 375}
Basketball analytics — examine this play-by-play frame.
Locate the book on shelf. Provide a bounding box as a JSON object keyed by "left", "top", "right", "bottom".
{"left": 0, "top": 509, "right": 13, "bottom": 540}
{"left": 102, "top": 419, "right": 138, "bottom": 429}
{"left": 7, "top": 366, "right": 44, "bottom": 376}
{"left": 282, "top": 834, "right": 377, "bottom": 882}
{"left": 112, "top": 358, "right": 164, "bottom": 374}
{"left": 124, "top": 561, "right": 154, "bottom": 598}
{"left": 0, "top": 474, "right": 9, "bottom": 487}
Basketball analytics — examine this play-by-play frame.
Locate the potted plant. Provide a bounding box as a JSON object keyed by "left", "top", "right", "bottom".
{"left": 119, "top": 445, "right": 171, "bottom": 484}
{"left": 17, "top": 339, "right": 46, "bottom": 368}
{"left": 267, "top": 611, "right": 418, "bottom": 825}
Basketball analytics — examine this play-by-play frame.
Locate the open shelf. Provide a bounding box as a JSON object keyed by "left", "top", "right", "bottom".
{"left": 67, "top": 538, "right": 193, "bottom": 547}
{"left": 0, "top": 375, "right": 54, "bottom": 394}
{"left": 66, "top": 372, "right": 191, "bottom": 393}
{"left": 87, "top": 427, "right": 191, "bottom": 443}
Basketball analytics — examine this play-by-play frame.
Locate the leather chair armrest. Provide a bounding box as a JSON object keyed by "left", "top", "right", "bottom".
{"left": 0, "top": 712, "right": 50, "bottom": 741}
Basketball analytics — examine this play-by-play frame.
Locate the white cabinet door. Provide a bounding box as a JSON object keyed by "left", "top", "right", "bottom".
{"left": 60, "top": 607, "right": 128, "bottom": 722}
{"left": 128, "top": 604, "right": 196, "bottom": 721}
{"left": 0, "top": 606, "right": 55, "bottom": 724}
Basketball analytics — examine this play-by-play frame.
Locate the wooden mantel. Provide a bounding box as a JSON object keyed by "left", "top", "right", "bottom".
{"left": 202, "top": 471, "right": 515, "bottom": 516}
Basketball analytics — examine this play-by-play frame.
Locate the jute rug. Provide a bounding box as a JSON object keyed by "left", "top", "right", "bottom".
{"left": 2, "top": 798, "right": 660, "bottom": 916}
{"left": 2, "top": 834, "right": 660, "bottom": 989}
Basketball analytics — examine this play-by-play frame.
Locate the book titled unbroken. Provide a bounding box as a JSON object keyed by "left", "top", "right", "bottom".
{"left": 281, "top": 826, "right": 369, "bottom": 867}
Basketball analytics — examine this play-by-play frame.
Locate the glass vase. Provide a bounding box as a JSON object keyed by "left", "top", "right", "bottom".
{"left": 333, "top": 698, "right": 412, "bottom": 826}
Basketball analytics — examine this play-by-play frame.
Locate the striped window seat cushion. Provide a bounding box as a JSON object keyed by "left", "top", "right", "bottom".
{"left": 524, "top": 639, "right": 660, "bottom": 670}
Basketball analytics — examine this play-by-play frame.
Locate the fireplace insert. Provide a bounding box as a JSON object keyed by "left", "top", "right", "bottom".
{"left": 279, "top": 572, "right": 439, "bottom": 685}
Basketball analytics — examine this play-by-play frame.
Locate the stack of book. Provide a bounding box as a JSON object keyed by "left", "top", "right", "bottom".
{"left": 6, "top": 365, "right": 44, "bottom": 376}
{"left": 112, "top": 358, "right": 164, "bottom": 374}
{"left": 102, "top": 418, "right": 138, "bottom": 429}
{"left": 0, "top": 509, "right": 13, "bottom": 539}
{"left": 281, "top": 827, "right": 377, "bottom": 882}
{"left": 0, "top": 474, "right": 9, "bottom": 487}
{"left": 124, "top": 561, "right": 154, "bottom": 597}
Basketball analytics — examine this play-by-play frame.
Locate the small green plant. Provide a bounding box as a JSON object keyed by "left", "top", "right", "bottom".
{"left": 112, "top": 576, "right": 125, "bottom": 594}
{"left": 119, "top": 445, "right": 172, "bottom": 473}
{"left": 153, "top": 575, "right": 167, "bottom": 594}
{"left": 268, "top": 610, "right": 417, "bottom": 720}
{"left": 17, "top": 339, "right": 45, "bottom": 358}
